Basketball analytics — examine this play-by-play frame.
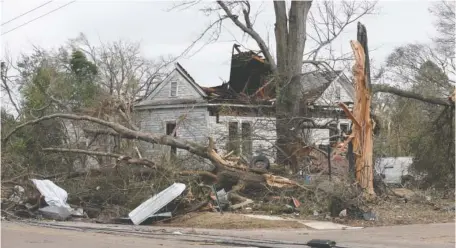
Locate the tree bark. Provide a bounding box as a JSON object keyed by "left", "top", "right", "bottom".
{"left": 339, "top": 22, "right": 375, "bottom": 198}
{"left": 273, "top": 1, "right": 288, "bottom": 75}
{"left": 275, "top": 1, "right": 312, "bottom": 173}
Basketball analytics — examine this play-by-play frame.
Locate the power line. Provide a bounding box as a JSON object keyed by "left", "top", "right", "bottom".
{"left": 2, "top": 1, "right": 76, "bottom": 36}
{"left": 2, "top": 1, "right": 54, "bottom": 26}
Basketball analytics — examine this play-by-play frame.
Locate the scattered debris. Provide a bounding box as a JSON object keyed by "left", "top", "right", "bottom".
{"left": 128, "top": 182, "right": 186, "bottom": 225}
{"left": 38, "top": 206, "right": 72, "bottom": 221}
{"left": 71, "top": 208, "right": 84, "bottom": 217}
{"left": 30, "top": 179, "right": 72, "bottom": 209}
{"left": 231, "top": 199, "right": 254, "bottom": 210}
{"left": 442, "top": 205, "right": 455, "bottom": 212}
{"left": 339, "top": 209, "right": 347, "bottom": 217}
{"left": 391, "top": 188, "right": 416, "bottom": 199}
{"left": 9, "top": 185, "right": 25, "bottom": 204}
{"left": 362, "top": 210, "right": 377, "bottom": 221}
{"left": 285, "top": 204, "right": 294, "bottom": 213}
{"left": 30, "top": 179, "right": 83, "bottom": 220}
{"left": 210, "top": 187, "right": 229, "bottom": 212}
{"left": 292, "top": 197, "right": 301, "bottom": 208}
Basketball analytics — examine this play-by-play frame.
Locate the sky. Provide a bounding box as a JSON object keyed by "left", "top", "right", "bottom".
{"left": 0, "top": 0, "right": 438, "bottom": 112}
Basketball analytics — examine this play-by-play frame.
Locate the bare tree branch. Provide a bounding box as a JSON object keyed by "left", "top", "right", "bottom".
{"left": 216, "top": 0, "right": 277, "bottom": 74}
{"left": 3, "top": 113, "right": 212, "bottom": 161}
{"left": 0, "top": 61, "right": 21, "bottom": 115}
{"left": 42, "top": 147, "right": 155, "bottom": 167}
{"left": 305, "top": 0, "right": 378, "bottom": 61}
{"left": 372, "top": 84, "right": 453, "bottom": 106}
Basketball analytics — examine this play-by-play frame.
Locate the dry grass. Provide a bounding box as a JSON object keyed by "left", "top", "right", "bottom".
{"left": 163, "top": 212, "right": 307, "bottom": 229}
{"left": 333, "top": 198, "right": 455, "bottom": 227}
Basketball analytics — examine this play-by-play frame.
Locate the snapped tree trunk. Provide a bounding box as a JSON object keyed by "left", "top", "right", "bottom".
{"left": 339, "top": 22, "right": 375, "bottom": 198}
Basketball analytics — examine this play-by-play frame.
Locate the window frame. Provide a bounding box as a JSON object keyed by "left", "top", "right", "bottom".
{"left": 170, "top": 81, "right": 178, "bottom": 97}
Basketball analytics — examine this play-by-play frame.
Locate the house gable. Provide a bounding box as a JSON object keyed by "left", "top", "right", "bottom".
{"left": 314, "top": 72, "right": 354, "bottom": 105}
{"left": 138, "top": 63, "right": 207, "bottom": 106}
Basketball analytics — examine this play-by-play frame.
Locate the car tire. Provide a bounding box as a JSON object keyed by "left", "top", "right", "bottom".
{"left": 250, "top": 155, "right": 270, "bottom": 170}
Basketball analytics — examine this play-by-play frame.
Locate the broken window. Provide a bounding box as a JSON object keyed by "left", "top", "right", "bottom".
{"left": 227, "top": 122, "right": 240, "bottom": 155}
{"left": 170, "top": 81, "right": 178, "bottom": 97}
{"left": 242, "top": 122, "right": 252, "bottom": 158}
{"left": 166, "top": 121, "right": 177, "bottom": 156}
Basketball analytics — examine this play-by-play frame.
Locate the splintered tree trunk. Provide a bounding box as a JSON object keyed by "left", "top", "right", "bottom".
{"left": 340, "top": 23, "right": 375, "bottom": 197}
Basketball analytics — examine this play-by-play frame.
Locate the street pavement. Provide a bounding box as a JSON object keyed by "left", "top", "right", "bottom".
{"left": 1, "top": 220, "right": 455, "bottom": 248}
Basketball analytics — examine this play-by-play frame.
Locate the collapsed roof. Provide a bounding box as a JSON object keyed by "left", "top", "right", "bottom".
{"left": 200, "top": 44, "right": 354, "bottom": 106}
{"left": 200, "top": 44, "right": 273, "bottom": 105}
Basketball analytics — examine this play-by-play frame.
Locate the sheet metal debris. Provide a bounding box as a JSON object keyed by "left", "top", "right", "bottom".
{"left": 31, "top": 179, "right": 71, "bottom": 209}
{"left": 128, "top": 182, "right": 186, "bottom": 225}
{"left": 30, "top": 179, "right": 84, "bottom": 220}
{"left": 210, "top": 187, "right": 229, "bottom": 212}
{"left": 39, "top": 206, "right": 72, "bottom": 221}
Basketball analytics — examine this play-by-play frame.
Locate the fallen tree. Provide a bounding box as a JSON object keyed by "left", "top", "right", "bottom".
{"left": 2, "top": 113, "right": 306, "bottom": 196}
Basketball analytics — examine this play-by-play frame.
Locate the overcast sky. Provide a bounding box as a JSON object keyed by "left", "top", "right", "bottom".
{"left": 0, "top": 0, "right": 437, "bottom": 112}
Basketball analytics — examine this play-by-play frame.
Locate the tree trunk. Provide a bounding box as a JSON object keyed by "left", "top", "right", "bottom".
{"left": 274, "top": 1, "right": 312, "bottom": 173}
{"left": 339, "top": 22, "right": 375, "bottom": 198}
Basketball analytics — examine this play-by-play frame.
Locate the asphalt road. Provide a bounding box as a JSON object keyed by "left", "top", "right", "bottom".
{"left": 1, "top": 220, "right": 455, "bottom": 248}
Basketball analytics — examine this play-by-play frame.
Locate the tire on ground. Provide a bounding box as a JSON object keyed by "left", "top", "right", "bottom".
{"left": 249, "top": 155, "right": 270, "bottom": 170}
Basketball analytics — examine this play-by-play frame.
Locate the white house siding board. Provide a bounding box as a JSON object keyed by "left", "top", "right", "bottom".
{"left": 137, "top": 106, "right": 209, "bottom": 158}
{"left": 151, "top": 70, "right": 203, "bottom": 101}
{"left": 208, "top": 115, "right": 277, "bottom": 163}
{"left": 207, "top": 115, "right": 352, "bottom": 161}
{"left": 300, "top": 117, "right": 352, "bottom": 146}
{"left": 308, "top": 129, "right": 330, "bottom": 146}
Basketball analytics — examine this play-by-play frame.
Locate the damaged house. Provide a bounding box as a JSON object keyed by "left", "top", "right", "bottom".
{"left": 134, "top": 45, "right": 355, "bottom": 166}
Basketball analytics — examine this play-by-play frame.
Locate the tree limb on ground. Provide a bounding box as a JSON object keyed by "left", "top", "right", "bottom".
{"left": 42, "top": 147, "right": 155, "bottom": 167}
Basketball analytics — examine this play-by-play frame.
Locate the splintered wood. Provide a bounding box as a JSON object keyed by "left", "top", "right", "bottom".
{"left": 339, "top": 39, "right": 375, "bottom": 198}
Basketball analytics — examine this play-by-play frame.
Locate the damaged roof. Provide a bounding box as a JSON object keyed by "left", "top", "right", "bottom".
{"left": 300, "top": 70, "right": 354, "bottom": 104}
{"left": 200, "top": 44, "right": 273, "bottom": 104}
{"left": 138, "top": 43, "right": 354, "bottom": 107}
{"left": 199, "top": 44, "right": 354, "bottom": 106}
